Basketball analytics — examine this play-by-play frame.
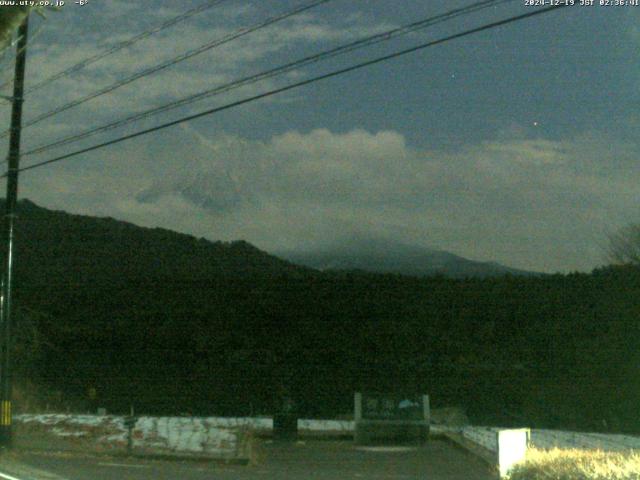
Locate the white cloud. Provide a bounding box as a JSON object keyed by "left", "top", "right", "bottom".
{"left": 3, "top": 2, "right": 636, "bottom": 274}
{"left": 3, "top": 1, "right": 396, "bottom": 152}
{"left": 19, "top": 123, "right": 638, "bottom": 274}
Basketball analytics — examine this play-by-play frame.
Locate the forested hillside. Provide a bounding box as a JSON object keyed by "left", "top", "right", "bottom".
{"left": 5, "top": 200, "right": 640, "bottom": 433}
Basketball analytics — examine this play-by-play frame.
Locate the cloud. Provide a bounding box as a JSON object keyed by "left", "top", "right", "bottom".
{"left": 2, "top": 1, "right": 395, "bottom": 149}
{"left": 5, "top": 1, "right": 638, "bottom": 275}
{"left": 48, "top": 124, "right": 624, "bottom": 273}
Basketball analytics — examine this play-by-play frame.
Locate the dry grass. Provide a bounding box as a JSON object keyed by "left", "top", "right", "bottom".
{"left": 13, "top": 381, "right": 83, "bottom": 413}
{"left": 236, "top": 428, "right": 265, "bottom": 466}
{"left": 508, "top": 447, "right": 640, "bottom": 480}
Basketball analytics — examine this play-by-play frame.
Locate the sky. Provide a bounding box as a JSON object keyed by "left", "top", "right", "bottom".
{"left": 0, "top": 0, "right": 638, "bottom": 273}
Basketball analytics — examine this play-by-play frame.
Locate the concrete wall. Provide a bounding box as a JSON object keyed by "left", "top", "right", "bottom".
{"left": 13, "top": 414, "right": 356, "bottom": 458}
{"left": 21, "top": 414, "right": 639, "bottom": 460}
{"left": 14, "top": 414, "right": 247, "bottom": 459}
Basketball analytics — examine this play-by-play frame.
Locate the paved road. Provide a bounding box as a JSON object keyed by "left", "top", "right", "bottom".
{"left": 2, "top": 440, "right": 496, "bottom": 480}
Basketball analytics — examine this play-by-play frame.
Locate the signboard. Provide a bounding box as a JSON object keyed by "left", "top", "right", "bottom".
{"left": 360, "top": 394, "right": 425, "bottom": 421}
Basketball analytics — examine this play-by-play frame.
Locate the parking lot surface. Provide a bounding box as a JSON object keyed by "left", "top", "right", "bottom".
{"left": 2, "top": 439, "right": 495, "bottom": 480}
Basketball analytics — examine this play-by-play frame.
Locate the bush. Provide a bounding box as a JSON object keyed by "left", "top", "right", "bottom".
{"left": 508, "top": 448, "right": 640, "bottom": 480}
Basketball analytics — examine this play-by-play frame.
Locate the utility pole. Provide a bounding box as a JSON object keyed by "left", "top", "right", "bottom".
{"left": 0, "top": 15, "right": 29, "bottom": 449}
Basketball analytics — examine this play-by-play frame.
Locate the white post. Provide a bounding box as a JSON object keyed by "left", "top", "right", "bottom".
{"left": 497, "top": 428, "right": 530, "bottom": 478}
{"left": 354, "top": 392, "right": 362, "bottom": 421}
{"left": 422, "top": 394, "right": 430, "bottom": 423}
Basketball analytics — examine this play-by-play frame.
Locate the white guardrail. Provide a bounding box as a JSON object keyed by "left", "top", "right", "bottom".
{"left": 450, "top": 425, "right": 640, "bottom": 453}
{"left": 437, "top": 425, "right": 640, "bottom": 478}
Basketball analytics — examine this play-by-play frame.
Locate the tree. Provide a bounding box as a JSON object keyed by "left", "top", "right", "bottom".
{"left": 607, "top": 224, "right": 640, "bottom": 265}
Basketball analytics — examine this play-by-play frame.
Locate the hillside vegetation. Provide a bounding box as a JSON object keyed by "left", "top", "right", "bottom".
{"left": 5, "top": 200, "right": 640, "bottom": 432}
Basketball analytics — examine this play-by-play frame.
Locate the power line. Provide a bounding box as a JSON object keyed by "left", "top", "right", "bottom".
{"left": 4, "top": 4, "right": 570, "bottom": 178}
{"left": 0, "top": 0, "right": 229, "bottom": 94}
{"left": 0, "top": 0, "right": 332, "bottom": 139}
{"left": 23, "top": 0, "right": 515, "bottom": 157}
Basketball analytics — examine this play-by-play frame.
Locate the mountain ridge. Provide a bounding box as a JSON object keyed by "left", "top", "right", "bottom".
{"left": 277, "top": 235, "right": 542, "bottom": 278}
{"left": 10, "top": 199, "right": 540, "bottom": 280}
{"left": 8, "top": 198, "right": 314, "bottom": 287}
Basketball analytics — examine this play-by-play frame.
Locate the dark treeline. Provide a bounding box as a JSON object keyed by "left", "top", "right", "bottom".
{"left": 6, "top": 200, "right": 640, "bottom": 432}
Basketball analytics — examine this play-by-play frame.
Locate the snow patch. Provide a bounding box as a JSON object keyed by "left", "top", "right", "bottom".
{"left": 15, "top": 414, "right": 243, "bottom": 458}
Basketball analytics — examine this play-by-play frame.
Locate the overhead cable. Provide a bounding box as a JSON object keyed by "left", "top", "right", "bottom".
{"left": 24, "top": 0, "right": 515, "bottom": 157}
{"left": 5, "top": 4, "right": 571, "bottom": 178}
{"left": 0, "top": 0, "right": 332, "bottom": 138}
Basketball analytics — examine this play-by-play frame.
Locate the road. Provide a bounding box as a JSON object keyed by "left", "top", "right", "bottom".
{"left": 1, "top": 440, "right": 496, "bottom": 480}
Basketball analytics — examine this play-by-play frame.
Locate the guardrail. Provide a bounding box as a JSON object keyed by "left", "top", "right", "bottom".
{"left": 438, "top": 425, "right": 640, "bottom": 478}
{"left": 531, "top": 429, "right": 640, "bottom": 451}
{"left": 449, "top": 425, "right": 640, "bottom": 453}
